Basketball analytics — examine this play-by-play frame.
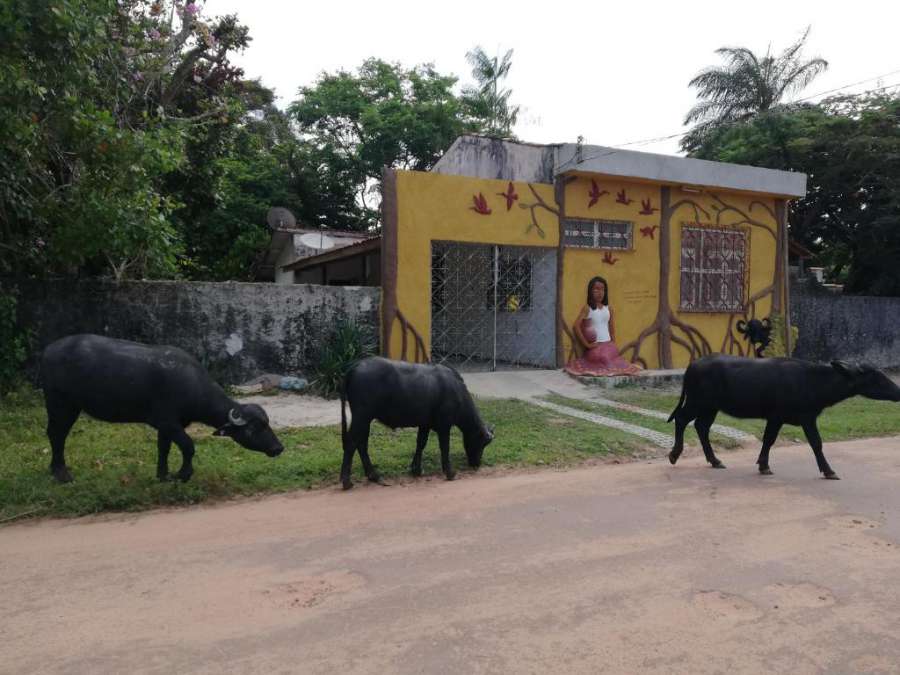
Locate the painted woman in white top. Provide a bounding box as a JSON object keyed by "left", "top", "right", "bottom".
{"left": 565, "top": 276, "right": 642, "bottom": 377}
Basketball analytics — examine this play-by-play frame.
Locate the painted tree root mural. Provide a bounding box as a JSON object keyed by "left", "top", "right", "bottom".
{"left": 616, "top": 188, "right": 781, "bottom": 369}
{"left": 381, "top": 168, "right": 430, "bottom": 363}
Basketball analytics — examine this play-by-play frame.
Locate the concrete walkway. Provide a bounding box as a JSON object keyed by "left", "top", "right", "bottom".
{"left": 463, "top": 369, "right": 755, "bottom": 443}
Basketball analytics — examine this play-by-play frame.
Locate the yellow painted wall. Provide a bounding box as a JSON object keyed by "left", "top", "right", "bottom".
{"left": 391, "top": 170, "right": 558, "bottom": 361}
{"left": 561, "top": 175, "right": 778, "bottom": 368}
{"left": 389, "top": 169, "right": 780, "bottom": 369}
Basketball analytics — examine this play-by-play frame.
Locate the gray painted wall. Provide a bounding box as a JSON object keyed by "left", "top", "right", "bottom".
{"left": 791, "top": 281, "right": 900, "bottom": 368}
{"left": 18, "top": 280, "right": 380, "bottom": 384}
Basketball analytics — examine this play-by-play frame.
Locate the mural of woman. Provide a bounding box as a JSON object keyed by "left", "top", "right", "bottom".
{"left": 565, "top": 276, "right": 643, "bottom": 377}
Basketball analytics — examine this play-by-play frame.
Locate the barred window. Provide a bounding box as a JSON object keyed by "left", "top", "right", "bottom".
{"left": 679, "top": 226, "right": 748, "bottom": 312}
{"left": 562, "top": 218, "right": 633, "bottom": 250}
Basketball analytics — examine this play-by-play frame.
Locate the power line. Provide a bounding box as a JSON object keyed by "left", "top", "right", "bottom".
{"left": 559, "top": 74, "right": 900, "bottom": 170}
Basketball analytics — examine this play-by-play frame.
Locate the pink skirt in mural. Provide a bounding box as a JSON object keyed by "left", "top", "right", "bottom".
{"left": 564, "top": 341, "right": 643, "bottom": 377}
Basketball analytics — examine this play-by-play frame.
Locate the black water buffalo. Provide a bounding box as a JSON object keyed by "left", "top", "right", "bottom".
{"left": 735, "top": 318, "right": 772, "bottom": 357}
{"left": 667, "top": 355, "right": 900, "bottom": 479}
{"left": 41, "top": 334, "right": 284, "bottom": 483}
{"left": 339, "top": 357, "right": 494, "bottom": 490}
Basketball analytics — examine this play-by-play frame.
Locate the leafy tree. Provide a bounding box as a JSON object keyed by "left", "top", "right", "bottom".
{"left": 682, "top": 28, "right": 827, "bottom": 152}
{"left": 0, "top": 0, "right": 260, "bottom": 280}
{"left": 691, "top": 94, "right": 900, "bottom": 295}
{"left": 288, "top": 59, "right": 476, "bottom": 230}
{"left": 461, "top": 46, "right": 520, "bottom": 139}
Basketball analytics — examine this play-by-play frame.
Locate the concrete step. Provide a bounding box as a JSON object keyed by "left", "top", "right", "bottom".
{"left": 567, "top": 368, "right": 685, "bottom": 390}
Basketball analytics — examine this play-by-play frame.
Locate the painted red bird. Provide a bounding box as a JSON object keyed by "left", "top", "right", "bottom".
{"left": 496, "top": 182, "right": 518, "bottom": 211}
{"left": 639, "top": 198, "right": 659, "bottom": 215}
{"left": 471, "top": 192, "right": 492, "bottom": 215}
{"left": 616, "top": 189, "right": 633, "bottom": 205}
{"left": 602, "top": 251, "right": 619, "bottom": 265}
{"left": 640, "top": 225, "right": 658, "bottom": 239}
{"left": 588, "top": 179, "right": 608, "bottom": 208}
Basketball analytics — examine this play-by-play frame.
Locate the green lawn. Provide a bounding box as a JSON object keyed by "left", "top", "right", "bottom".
{"left": 0, "top": 388, "right": 649, "bottom": 522}
{"left": 598, "top": 387, "right": 900, "bottom": 443}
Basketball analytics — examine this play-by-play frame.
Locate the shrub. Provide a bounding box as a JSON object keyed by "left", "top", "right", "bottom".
{"left": 0, "top": 288, "right": 28, "bottom": 393}
{"left": 762, "top": 313, "right": 799, "bottom": 358}
{"left": 312, "top": 319, "right": 378, "bottom": 398}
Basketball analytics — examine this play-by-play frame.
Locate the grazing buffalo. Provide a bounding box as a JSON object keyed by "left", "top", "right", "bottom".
{"left": 41, "top": 334, "right": 284, "bottom": 483}
{"left": 735, "top": 318, "right": 772, "bottom": 357}
{"left": 667, "top": 355, "right": 900, "bottom": 479}
{"left": 339, "top": 357, "right": 494, "bottom": 490}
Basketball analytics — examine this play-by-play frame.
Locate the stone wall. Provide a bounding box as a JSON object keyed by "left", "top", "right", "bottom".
{"left": 791, "top": 280, "right": 900, "bottom": 368}
{"left": 17, "top": 279, "right": 380, "bottom": 384}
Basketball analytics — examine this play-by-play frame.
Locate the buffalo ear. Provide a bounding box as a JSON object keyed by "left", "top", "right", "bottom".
{"left": 761, "top": 318, "right": 771, "bottom": 329}
{"left": 735, "top": 320, "right": 747, "bottom": 335}
{"left": 831, "top": 360, "right": 860, "bottom": 378}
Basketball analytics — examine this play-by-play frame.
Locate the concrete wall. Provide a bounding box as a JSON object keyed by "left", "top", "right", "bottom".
{"left": 791, "top": 281, "right": 900, "bottom": 368}
{"left": 18, "top": 280, "right": 380, "bottom": 384}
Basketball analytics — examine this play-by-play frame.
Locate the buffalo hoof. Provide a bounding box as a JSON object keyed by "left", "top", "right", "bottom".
{"left": 711, "top": 461, "right": 727, "bottom": 469}
{"left": 176, "top": 471, "right": 193, "bottom": 483}
{"left": 759, "top": 467, "right": 774, "bottom": 476}
{"left": 341, "top": 478, "right": 354, "bottom": 491}
{"left": 409, "top": 466, "right": 423, "bottom": 477}
{"left": 367, "top": 471, "right": 384, "bottom": 485}
{"left": 668, "top": 451, "right": 680, "bottom": 465}
{"left": 444, "top": 471, "right": 457, "bottom": 481}
{"left": 824, "top": 472, "right": 841, "bottom": 480}
{"left": 51, "top": 466, "right": 73, "bottom": 483}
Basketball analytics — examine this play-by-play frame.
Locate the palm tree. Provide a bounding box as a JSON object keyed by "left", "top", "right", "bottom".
{"left": 681, "top": 28, "right": 827, "bottom": 151}
{"left": 462, "top": 46, "right": 520, "bottom": 138}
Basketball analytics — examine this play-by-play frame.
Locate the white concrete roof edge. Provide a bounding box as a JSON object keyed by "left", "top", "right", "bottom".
{"left": 554, "top": 143, "right": 807, "bottom": 198}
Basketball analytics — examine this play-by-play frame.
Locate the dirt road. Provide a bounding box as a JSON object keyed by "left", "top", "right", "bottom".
{"left": 4, "top": 439, "right": 900, "bottom": 674}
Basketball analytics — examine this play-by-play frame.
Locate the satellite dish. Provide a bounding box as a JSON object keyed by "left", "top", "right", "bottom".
{"left": 266, "top": 207, "right": 296, "bottom": 230}
{"left": 299, "top": 232, "right": 335, "bottom": 250}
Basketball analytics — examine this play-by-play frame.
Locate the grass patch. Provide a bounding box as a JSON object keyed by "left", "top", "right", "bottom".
{"left": 541, "top": 393, "right": 743, "bottom": 449}
{"left": 0, "top": 389, "right": 653, "bottom": 522}
{"left": 600, "top": 387, "right": 900, "bottom": 443}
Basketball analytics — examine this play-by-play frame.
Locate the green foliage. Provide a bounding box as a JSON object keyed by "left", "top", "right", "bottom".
{"left": 0, "top": 287, "right": 28, "bottom": 393}
{"left": 691, "top": 94, "right": 900, "bottom": 296}
{"left": 461, "top": 46, "right": 520, "bottom": 139}
{"left": 682, "top": 27, "right": 827, "bottom": 152}
{"left": 761, "top": 313, "right": 799, "bottom": 358}
{"left": 288, "top": 58, "right": 482, "bottom": 230}
{"left": 313, "top": 320, "right": 378, "bottom": 399}
{"left": 0, "top": 0, "right": 274, "bottom": 281}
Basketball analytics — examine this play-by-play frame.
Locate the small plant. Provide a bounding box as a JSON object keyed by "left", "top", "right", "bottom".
{"left": 313, "top": 319, "right": 377, "bottom": 398}
{"left": 761, "top": 313, "right": 799, "bottom": 357}
{"left": 0, "top": 287, "right": 29, "bottom": 394}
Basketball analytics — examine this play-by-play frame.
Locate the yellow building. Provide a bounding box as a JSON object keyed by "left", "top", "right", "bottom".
{"left": 381, "top": 136, "right": 806, "bottom": 371}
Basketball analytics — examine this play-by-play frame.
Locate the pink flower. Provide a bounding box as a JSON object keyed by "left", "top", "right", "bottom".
{"left": 148, "top": 28, "right": 161, "bottom": 40}
{"left": 184, "top": 2, "right": 198, "bottom": 16}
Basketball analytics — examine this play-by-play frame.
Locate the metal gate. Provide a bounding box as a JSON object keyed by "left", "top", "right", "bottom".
{"left": 431, "top": 241, "right": 557, "bottom": 371}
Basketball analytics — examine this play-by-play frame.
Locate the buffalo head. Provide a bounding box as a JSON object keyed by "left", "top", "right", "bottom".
{"left": 832, "top": 361, "right": 900, "bottom": 402}
{"left": 463, "top": 423, "right": 494, "bottom": 469}
{"left": 736, "top": 318, "right": 773, "bottom": 357}
{"left": 214, "top": 403, "right": 284, "bottom": 457}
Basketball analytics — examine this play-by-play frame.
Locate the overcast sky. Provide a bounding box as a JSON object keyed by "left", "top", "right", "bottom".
{"left": 210, "top": 0, "right": 900, "bottom": 156}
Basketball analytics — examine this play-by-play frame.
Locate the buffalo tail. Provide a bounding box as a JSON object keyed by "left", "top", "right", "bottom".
{"left": 667, "top": 381, "right": 687, "bottom": 423}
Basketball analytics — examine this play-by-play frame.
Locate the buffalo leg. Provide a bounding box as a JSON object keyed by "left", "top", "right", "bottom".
{"left": 156, "top": 431, "right": 172, "bottom": 481}
{"left": 802, "top": 420, "right": 838, "bottom": 479}
{"left": 695, "top": 410, "right": 725, "bottom": 468}
{"left": 353, "top": 419, "right": 382, "bottom": 484}
{"left": 339, "top": 426, "right": 357, "bottom": 490}
{"left": 437, "top": 428, "right": 455, "bottom": 480}
{"left": 410, "top": 426, "right": 429, "bottom": 476}
{"left": 45, "top": 394, "right": 80, "bottom": 483}
{"left": 756, "top": 419, "right": 783, "bottom": 475}
{"left": 669, "top": 404, "right": 698, "bottom": 465}
{"left": 167, "top": 427, "right": 196, "bottom": 482}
